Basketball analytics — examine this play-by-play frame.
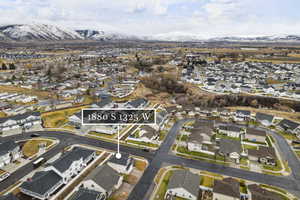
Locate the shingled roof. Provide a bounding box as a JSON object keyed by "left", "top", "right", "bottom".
{"left": 167, "top": 170, "right": 200, "bottom": 198}
{"left": 20, "top": 170, "right": 62, "bottom": 197}
{"left": 213, "top": 178, "right": 240, "bottom": 198}
{"left": 84, "top": 164, "right": 121, "bottom": 192}
{"left": 51, "top": 147, "right": 95, "bottom": 173}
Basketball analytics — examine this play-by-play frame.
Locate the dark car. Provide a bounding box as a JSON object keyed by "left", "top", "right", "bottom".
{"left": 142, "top": 148, "right": 150, "bottom": 152}
{"left": 30, "top": 133, "right": 40, "bottom": 137}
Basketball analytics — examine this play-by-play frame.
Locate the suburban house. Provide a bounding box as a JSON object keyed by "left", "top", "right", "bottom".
{"left": 107, "top": 153, "right": 134, "bottom": 174}
{"left": 245, "top": 128, "right": 266, "bottom": 143}
{"left": 134, "top": 125, "right": 158, "bottom": 144}
{"left": 235, "top": 110, "right": 251, "bottom": 121}
{"left": 248, "top": 146, "right": 277, "bottom": 166}
{"left": 0, "top": 141, "right": 22, "bottom": 168}
{"left": 89, "top": 125, "right": 118, "bottom": 135}
{"left": 68, "top": 111, "right": 82, "bottom": 127}
{"left": 213, "top": 178, "right": 240, "bottom": 200}
{"left": 218, "top": 125, "right": 243, "bottom": 138}
{"left": 82, "top": 164, "right": 123, "bottom": 198}
{"left": 46, "top": 147, "right": 96, "bottom": 183}
{"left": 126, "top": 98, "right": 148, "bottom": 108}
{"left": 248, "top": 184, "right": 282, "bottom": 200}
{"left": 152, "top": 110, "right": 169, "bottom": 130}
{"left": 187, "top": 127, "right": 213, "bottom": 153}
{"left": 91, "top": 97, "right": 113, "bottom": 109}
{"left": 277, "top": 119, "right": 300, "bottom": 135}
{"left": 70, "top": 188, "right": 106, "bottom": 200}
{"left": 20, "top": 170, "right": 64, "bottom": 200}
{"left": 165, "top": 170, "right": 200, "bottom": 200}
{"left": 218, "top": 139, "right": 243, "bottom": 163}
{"left": 256, "top": 113, "right": 274, "bottom": 126}
{"left": 0, "top": 112, "right": 42, "bottom": 135}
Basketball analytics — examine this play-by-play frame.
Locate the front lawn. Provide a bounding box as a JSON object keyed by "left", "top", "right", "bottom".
{"left": 126, "top": 140, "right": 159, "bottom": 148}
{"left": 154, "top": 171, "right": 173, "bottom": 200}
{"left": 22, "top": 138, "right": 54, "bottom": 157}
{"left": 88, "top": 131, "right": 116, "bottom": 139}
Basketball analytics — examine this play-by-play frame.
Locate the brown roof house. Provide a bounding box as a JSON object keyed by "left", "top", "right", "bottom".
{"left": 213, "top": 178, "right": 240, "bottom": 200}
{"left": 248, "top": 146, "right": 277, "bottom": 166}
{"left": 245, "top": 128, "right": 266, "bottom": 143}
{"left": 248, "top": 184, "right": 283, "bottom": 200}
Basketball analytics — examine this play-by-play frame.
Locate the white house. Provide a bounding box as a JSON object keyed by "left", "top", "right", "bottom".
{"left": 218, "top": 125, "right": 243, "bottom": 138}
{"left": 45, "top": 147, "right": 96, "bottom": 183}
{"left": 0, "top": 141, "right": 22, "bottom": 168}
{"left": 165, "top": 170, "right": 200, "bottom": 200}
{"left": 82, "top": 164, "right": 123, "bottom": 198}
{"left": 107, "top": 153, "right": 134, "bottom": 175}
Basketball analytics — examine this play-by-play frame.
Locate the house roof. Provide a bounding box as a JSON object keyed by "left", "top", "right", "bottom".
{"left": 213, "top": 178, "right": 240, "bottom": 198}
{"left": 256, "top": 113, "right": 274, "bottom": 123}
{"left": 0, "top": 111, "right": 40, "bottom": 124}
{"left": 167, "top": 170, "right": 200, "bottom": 198}
{"left": 193, "top": 120, "right": 214, "bottom": 129}
{"left": 246, "top": 128, "right": 266, "bottom": 137}
{"left": 236, "top": 110, "right": 251, "bottom": 116}
{"left": 278, "top": 119, "right": 300, "bottom": 131}
{"left": 188, "top": 127, "right": 212, "bottom": 144}
{"left": 248, "top": 146, "right": 276, "bottom": 159}
{"left": 0, "top": 194, "right": 19, "bottom": 200}
{"left": 127, "top": 98, "right": 147, "bottom": 108}
{"left": 70, "top": 188, "right": 105, "bottom": 200}
{"left": 108, "top": 153, "right": 131, "bottom": 166}
{"left": 219, "top": 125, "right": 242, "bottom": 133}
{"left": 219, "top": 138, "right": 242, "bottom": 154}
{"left": 52, "top": 147, "right": 95, "bottom": 173}
{"left": 84, "top": 164, "right": 121, "bottom": 192}
{"left": 0, "top": 141, "right": 19, "bottom": 156}
{"left": 248, "top": 184, "right": 282, "bottom": 200}
{"left": 94, "top": 97, "right": 112, "bottom": 108}
{"left": 20, "top": 170, "right": 62, "bottom": 196}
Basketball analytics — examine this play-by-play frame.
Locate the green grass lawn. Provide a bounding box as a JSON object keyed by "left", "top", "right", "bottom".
{"left": 295, "top": 151, "right": 300, "bottom": 158}
{"left": 262, "top": 160, "right": 283, "bottom": 171}
{"left": 126, "top": 140, "right": 159, "bottom": 148}
{"left": 277, "top": 131, "right": 298, "bottom": 140}
{"left": 177, "top": 146, "right": 224, "bottom": 161}
{"left": 154, "top": 171, "right": 173, "bottom": 200}
{"left": 88, "top": 131, "right": 116, "bottom": 139}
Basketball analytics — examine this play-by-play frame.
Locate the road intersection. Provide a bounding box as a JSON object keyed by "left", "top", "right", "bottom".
{"left": 1, "top": 119, "right": 300, "bottom": 200}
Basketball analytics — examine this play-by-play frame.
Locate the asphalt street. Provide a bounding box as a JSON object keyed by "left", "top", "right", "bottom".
{"left": 1, "top": 119, "right": 300, "bottom": 199}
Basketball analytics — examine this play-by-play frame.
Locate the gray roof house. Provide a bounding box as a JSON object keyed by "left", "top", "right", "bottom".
{"left": 107, "top": 153, "right": 134, "bottom": 174}
{"left": 70, "top": 188, "right": 105, "bottom": 200}
{"left": 20, "top": 170, "right": 63, "bottom": 200}
{"left": 248, "top": 184, "right": 282, "bottom": 200}
{"left": 256, "top": 113, "right": 274, "bottom": 126}
{"left": 82, "top": 164, "right": 123, "bottom": 197}
{"left": 165, "top": 170, "right": 200, "bottom": 200}
{"left": 277, "top": 119, "right": 300, "bottom": 134}
{"left": 126, "top": 98, "right": 148, "bottom": 108}
{"left": 213, "top": 178, "right": 240, "bottom": 200}
{"left": 218, "top": 139, "right": 243, "bottom": 163}
{"left": 51, "top": 147, "right": 95, "bottom": 176}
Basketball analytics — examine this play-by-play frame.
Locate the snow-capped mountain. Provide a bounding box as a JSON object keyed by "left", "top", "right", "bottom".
{"left": 1, "top": 23, "right": 300, "bottom": 43}
{"left": 210, "top": 35, "right": 300, "bottom": 42}
{"left": 0, "top": 24, "right": 83, "bottom": 41}
{"left": 146, "top": 32, "right": 207, "bottom": 42}
{"left": 76, "top": 29, "right": 141, "bottom": 41}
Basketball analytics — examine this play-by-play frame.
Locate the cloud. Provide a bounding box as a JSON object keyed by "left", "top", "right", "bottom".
{"left": 0, "top": 0, "right": 299, "bottom": 36}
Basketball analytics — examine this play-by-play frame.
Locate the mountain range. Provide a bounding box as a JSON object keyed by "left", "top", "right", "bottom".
{"left": 0, "top": 23, "right": 300, "bottom": 43}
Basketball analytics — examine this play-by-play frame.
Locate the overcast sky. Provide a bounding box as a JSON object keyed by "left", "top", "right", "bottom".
{"left": 1, "top": 0, "right": 300, "bottom": 37}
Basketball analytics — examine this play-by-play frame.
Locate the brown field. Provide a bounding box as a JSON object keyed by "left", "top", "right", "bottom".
{"left": 0, "top": 85, "right": 52, "bottom": 99}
